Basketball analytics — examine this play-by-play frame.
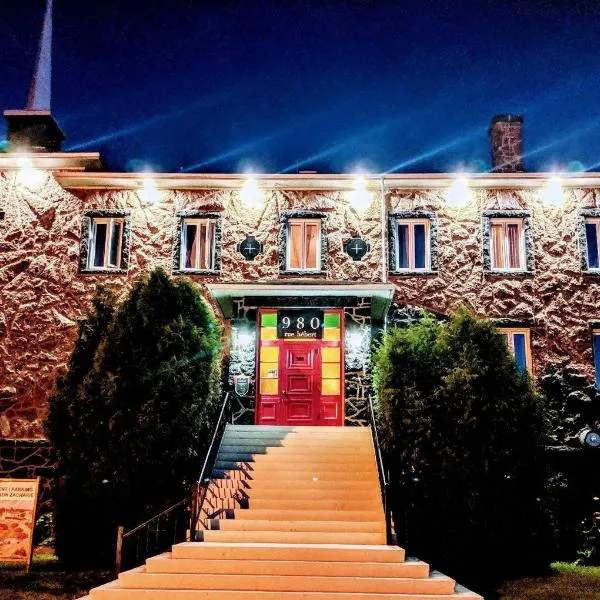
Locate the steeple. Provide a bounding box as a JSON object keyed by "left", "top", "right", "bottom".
{"left": 4, "top": 0, "right": 65, "bottom": 152}
{"left": 28, "top": 0, "right": 53, "bottom": 110}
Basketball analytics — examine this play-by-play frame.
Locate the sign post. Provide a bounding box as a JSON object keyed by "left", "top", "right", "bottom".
{"left": 0, "top": 478, "right": 40, "bottom": 571}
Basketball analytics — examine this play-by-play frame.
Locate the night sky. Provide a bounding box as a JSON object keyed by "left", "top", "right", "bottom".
{"left": 2, "top": 1, "right": 600, "bottom": 174}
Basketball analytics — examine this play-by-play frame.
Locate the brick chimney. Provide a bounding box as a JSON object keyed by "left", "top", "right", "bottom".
{"left": 489, "top": 114, "right": 524, "bottom": 172}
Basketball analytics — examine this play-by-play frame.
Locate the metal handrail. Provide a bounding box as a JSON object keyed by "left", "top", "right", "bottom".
{"left": 115, "top": 391, "right": 232, "bottom": 575}
{"left": 366, "top": 394, "right": 394, "bottom": 544}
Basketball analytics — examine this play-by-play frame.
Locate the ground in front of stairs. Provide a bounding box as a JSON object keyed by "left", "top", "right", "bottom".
{"left": 0, "top": 559, "right": 598, "bottom": 600}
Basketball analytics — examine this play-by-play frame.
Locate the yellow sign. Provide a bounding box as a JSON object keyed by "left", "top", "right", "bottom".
{"left": 0, "top": 478, "right": 40, "bottom": 568}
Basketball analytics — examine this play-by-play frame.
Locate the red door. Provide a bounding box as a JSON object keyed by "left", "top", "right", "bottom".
{"left": 255, "top": 309, "right": 344, "bottom": 426}
{"left": 279, "top": 343, "right": 321, "bottom": 425}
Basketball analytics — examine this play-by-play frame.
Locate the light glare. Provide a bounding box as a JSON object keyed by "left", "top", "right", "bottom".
{"left": 444, "top": 177, "right": 470, "bottom": 208}
{"left": 348, "top": 177, "right": 373, "bottom": 212}
{"left": 540, "top": 176, "right": 564, "bottom": 208}
{"left": 16, "top": 157, "right": 45, "bottom": 190}
{"left": 240, "top": 178, "right": 265, "bottom": 211}
{"left": 137, "top": 177, "right": 162, "bottom": 205}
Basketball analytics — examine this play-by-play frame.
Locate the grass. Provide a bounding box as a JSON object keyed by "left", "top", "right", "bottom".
{"left": 0, "top": 555, "right": 109, "bottom": 600}
{"left": 0, "top": 557, "right": 599, "bottom": 599}
{"left": 496, "top": 562, "right": 600, "bottom": 600}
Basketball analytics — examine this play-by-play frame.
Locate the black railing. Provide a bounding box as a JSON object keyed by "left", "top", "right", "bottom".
{"left": 366, "top": 394, "right": 395, "bottom": 544}
{"left": 115, "top": 391, "right": 232, "bottom": 575}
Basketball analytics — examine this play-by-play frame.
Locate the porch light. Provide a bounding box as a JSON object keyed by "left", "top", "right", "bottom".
{"left": 233, "top": 328, "right": 255, "bottom": 349}
{"left": 240, "top": 177, "right": 265, "bottom": 211}
{"left": 348, "top": 177, "right": 373, "bottom": 212}
{"left": 540, "top": 176, "right": 564, "bottom": 208}
{"left": 137, "top": 177, "right": 161, "bottom": 205}
{"left": 16, "top": 157, "right": 45, "bottom": 190}
{"left": 443, "top": 176, "right": 470, "bottom": 208}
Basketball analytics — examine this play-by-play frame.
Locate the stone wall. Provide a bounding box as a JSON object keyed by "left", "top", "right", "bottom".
{"left": 2, "top": 169, "right": 600, "bottom": 441}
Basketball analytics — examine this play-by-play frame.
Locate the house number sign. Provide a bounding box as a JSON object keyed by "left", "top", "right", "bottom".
{"left": 277, "top": 309, "right": 324, "bottom": 339}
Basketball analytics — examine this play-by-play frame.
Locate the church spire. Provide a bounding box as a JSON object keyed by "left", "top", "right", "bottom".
{"left": 27, "top": 0, "right": 53, "bottom": 110}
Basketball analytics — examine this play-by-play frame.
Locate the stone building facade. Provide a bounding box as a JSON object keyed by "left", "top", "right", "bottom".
{"left": 2, "top": 114, "right": 600, "bottom": 486}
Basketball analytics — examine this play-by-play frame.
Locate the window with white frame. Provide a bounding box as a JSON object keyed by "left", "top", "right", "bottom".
{"left": 585, "top": 218, "right": 600, "bottom": 270}
{"left": 181, "top": 218, "right": 217, "bottom": 271}
{"left": 395, "top": 219, "right": 430, "bottom": 271}
{"left": 499, "top": 328, "right": 531, "bottom": 374}
{"left": 286, "top": 218, "right": 321, "bottom": 271}
{"left": 489, "top": 218, "right": 526, "bottom": 270}
{"left": 88, "top": 217, "right": 125, "bottom": 270}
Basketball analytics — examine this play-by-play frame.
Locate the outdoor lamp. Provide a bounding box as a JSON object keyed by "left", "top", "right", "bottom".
{"left": 348, "top": 177, "right": 373, "bottom": 212}
{"left": 240, "top": 177, "right": 265, "bottom": 211}
{"left": 443, "top": 176, "right": 470, "bottom": 208}
{"left": 540, "top": 176, "right": 564, "bottom": 208}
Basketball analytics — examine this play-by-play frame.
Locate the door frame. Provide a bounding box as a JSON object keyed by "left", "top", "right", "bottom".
{"left": 255, "top": 307, "right": 345, "bottom": 426}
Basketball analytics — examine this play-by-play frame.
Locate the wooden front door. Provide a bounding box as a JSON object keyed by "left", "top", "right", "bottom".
{"left": 255, "top": 309, "right": 343, "bottom": 426}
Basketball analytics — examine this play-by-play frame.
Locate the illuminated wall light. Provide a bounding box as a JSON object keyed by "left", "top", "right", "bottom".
{"left": 234, "top": 328, "right": 255, "bottom": 348}
{"left": 346, "top": 329, "right": 366, "bottom": 350}
{"left": 348, "top": 177, "right": 373, "bottom": 212}
{"left": 240, "top": 177, "right": 265, "bottom": 211}
{"left": 540, "top": 176, "right": 564, "bottom": 208}
{"left": 443, "top": 176, "right": 470, "bottom": 208}
{"left": 16, "top": 157, "right": 46, "bottom": 190}
{"left": 137, "top": 177, "right": 162, "bottom": 205}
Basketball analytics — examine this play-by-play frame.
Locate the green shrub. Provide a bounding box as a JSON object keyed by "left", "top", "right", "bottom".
{"left": 373, "top": 307, "right": 548, "bottom": 591}
{"left": 46, "top": 269, "right": 222, "bottom": 567}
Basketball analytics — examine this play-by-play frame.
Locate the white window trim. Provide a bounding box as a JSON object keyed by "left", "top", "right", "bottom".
{"left": 489, "top": 218, "right": 526, "bottom": 272}
{"left": 585, "top": 218, "right": 600, "bottom": 271}
{"left": 88, "top": 217, "right": 124, "bottom": 270}
{"left": 395, "top": 218, "right": 431, "bottom": 272}
{"left": 180, "top": 218, "right": 217, "bottom": 271}
{"left": 499, "top": 327, "right": 532, "bottom": 374}
{"left": 285, "top": 218, "right": 322, "bottom": 271}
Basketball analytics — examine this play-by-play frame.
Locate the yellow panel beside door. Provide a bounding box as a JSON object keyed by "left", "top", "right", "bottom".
{"left": 260, "top": 346, "right": 279, "bottom": 362}
{"left": 322, "top": 347, "right": 341, "bottom": 362}
{"left": 260, "top": 378, "right": 279, "bottom": 395}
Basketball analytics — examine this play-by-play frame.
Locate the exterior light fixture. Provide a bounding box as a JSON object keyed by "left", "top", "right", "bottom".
{"left": 348, "top": 177, "right": 373, "bottom": 212}
{"left": 443, "top": 176, "right": 470, "bottom": 208}
{"left": 540, "top": 176, "right": 564, "bottom": 208}
{"left": 346, "top": 329, "right": 365, "bottom": 350}
{"left": 16, "top": 157, "right": 45, "bottom": 190}
{"left": 234, "top": 328, "right": 255, "bottom": 349}
{"left": 137, "top": 177, "right": 161, "bottom": 205}
{"left": 240, "top": 177, "right": 265, "bottom": 211}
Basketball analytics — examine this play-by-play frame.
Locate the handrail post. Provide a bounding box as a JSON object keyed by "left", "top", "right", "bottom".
{"left": 190, "top": 482, "right": 199, "bottom": 542}
{"left": 115, "top": 525, "right": 124, "bottom": 577}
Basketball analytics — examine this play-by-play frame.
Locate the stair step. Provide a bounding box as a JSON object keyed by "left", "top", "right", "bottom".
{"left": 242, "top": 488, "right": 379, "bottom": 500}
{"left": 117, "top": 568, "right": 455, "bottom": 594}
{"left": 212, "top": 469, "right": 379, "bottom": 483}
{"left": 232, "top": 509, "right": 383, "bottom": 521}
{"left": 90, "top": 579, "right": 481, "bottom": 599}
{"left": 248, "top": 498, "right": 378, "bottom": 510}
{"left": 218, "top": 450, "right": 373, "bottom": 461}
{"left": 209, "top": 519, "right": 385, "bottom": 533}
{"left": 219, "top": 443, "right": 372, "bottom": 453}
{"left": 214, "top": 461, "right": 375, "bottom": 473}
{"left": 146, "top": 553, "right": 429, "bottom": 578}
{"left": 199, "top": 530, "right": 387, "bottom": 544}
{"left": 210, "top": 479, "right": 374, "bottom": 491}
{"left": 172, "top": 542, "right": 405, "bottom": 563}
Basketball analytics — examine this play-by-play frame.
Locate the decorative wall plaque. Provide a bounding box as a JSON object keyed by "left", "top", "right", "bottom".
{"left": 234, "top": 375, "right": 250, "bottom": 396}
{"left": 344, "top": 237, "right": 370, "bottom": 261}
{"left": 237, "top": 235, "right": 263, "bottom": 261}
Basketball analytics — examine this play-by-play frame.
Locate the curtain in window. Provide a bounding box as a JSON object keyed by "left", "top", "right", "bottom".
{"left": 289, "top": 222, "right": 304, "bottom": 269}
{"left": 587, "top": 223, "right": 599, "bottom": 269}
{"left": 414, "top": 224, "right": 426, "bottom": 269}
{"left": 491, "top": 223, "right": 504, "bottom": 269}
{"left": 184, "top": 224, "right": 197, "bottom": 269}
{"left": 305, "top": 223, "right": 319, "bottom": 269}
{"left": 507, "top": 224, "right": 521, "bottom": 269}
{"left": 108, "top": 220, "right": 122, "bottom": 268}
{"left": 594, "top": 334, "right": 600, "bottom": 390}
{"left": 93, "top": 222, "right": 107, "bottom": 267}
{"left": 512, "top": 333, "right": 527, "bottom": 372}
{"left": 397, "top": 224, "right": 409, "bottom": 269}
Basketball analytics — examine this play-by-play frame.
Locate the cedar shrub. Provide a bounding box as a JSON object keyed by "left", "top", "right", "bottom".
{"left": 373, "top": 307, "right": 548, "bottom": 592}
{"left": 46, "top": 269, "right": 221, "bottom": 567}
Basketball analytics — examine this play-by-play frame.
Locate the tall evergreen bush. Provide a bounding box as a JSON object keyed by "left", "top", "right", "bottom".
{"left": 46, "top": 269, "right": 222, "bottom": 567}
{"left": 373, "top": 307, "right": 548, "bottom": 591}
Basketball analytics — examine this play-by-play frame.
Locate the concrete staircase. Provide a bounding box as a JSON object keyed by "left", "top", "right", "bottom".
{"left": 81, "top": 425, "right": 483, "bottom": 599}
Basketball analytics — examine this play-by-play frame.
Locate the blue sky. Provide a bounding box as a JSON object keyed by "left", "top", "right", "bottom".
{"left": 2, "top": 0, "right": 600, "bottom": 173}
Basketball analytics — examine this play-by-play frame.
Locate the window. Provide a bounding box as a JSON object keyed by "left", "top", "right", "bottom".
{"left": 585, "top": 218, "right": 600, "bottom": 270}
{"left": 593, "top": 330, "right": 600, "bottom": 389}
{"left": 89, "top": 217, "right": 124, "bottom": 270}
{"left": 395, "top": 219, "right": 430, "bottom": 271}
{"left": 286, "top": 219, "right": 321, "bottom": 271}
{"left": 490, "top": 218, "right": 525, "bottom": 270}
{"left": 181, "top": 218, "right": 217, "bottom": 271}
{"left": 499, "top": 328, "right": 531, "bottom": 374}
